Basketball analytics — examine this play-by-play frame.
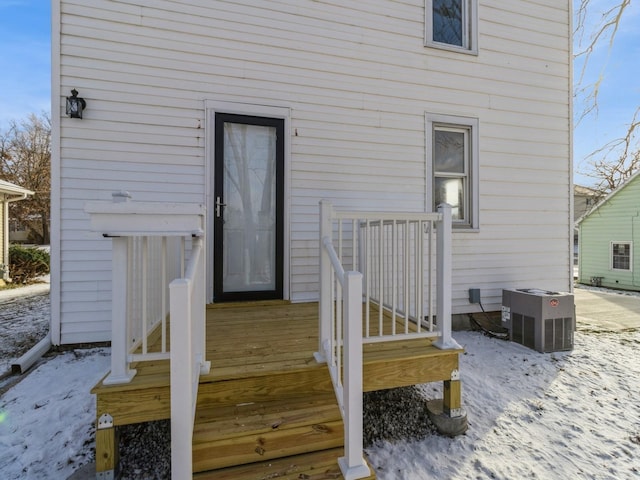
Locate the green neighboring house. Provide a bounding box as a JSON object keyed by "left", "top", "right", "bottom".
{"left": 577, "top": 171, "right": 640, "bottom": 291}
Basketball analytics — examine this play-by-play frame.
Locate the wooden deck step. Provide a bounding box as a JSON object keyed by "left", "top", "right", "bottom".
{"left": 193, "top": 447, "right": 376, "bottom": 480}
{"left": 192, "top": 393, "right": 345, "bottom": 472}
{"left": 196, "top": 364, "right": 334, "bottom": 409}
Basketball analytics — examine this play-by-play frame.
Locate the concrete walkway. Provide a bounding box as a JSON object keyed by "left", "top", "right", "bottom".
{"left": 574, "top": 287, "right": 640, "bottom": 331}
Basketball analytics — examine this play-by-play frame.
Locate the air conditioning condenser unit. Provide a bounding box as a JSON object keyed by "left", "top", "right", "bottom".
{"left": 501, "top": 289, "right": 575, "bottom": 353}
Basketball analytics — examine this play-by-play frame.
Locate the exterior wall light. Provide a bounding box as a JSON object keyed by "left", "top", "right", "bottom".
{"left": 65, "top": 89, "right": 86, "bottom": 118}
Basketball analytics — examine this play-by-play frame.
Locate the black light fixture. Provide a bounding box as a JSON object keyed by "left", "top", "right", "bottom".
{"left": 65, "top": 89, "right": 86, "bottom": 119}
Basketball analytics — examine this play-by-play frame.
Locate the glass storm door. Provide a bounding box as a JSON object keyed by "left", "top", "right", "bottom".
{"left": 213, "top": 113, "right": 284, "bottom": 302}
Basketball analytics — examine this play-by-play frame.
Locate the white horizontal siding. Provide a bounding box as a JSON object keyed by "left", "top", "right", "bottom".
{"left": 55, "top": 0, "right": 571, "bottom": 342}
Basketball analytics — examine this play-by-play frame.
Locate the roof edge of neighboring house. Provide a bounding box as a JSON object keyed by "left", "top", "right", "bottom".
{"left": 574, "top": 184, "right": 600, "bottom": 196}
{"left": 576, "top": 170, "right": 640, "bottom": 225}
{"left": 0, "top": 179, "right": 34, "bottom": 201}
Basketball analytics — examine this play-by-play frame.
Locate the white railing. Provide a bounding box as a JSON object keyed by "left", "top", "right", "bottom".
{"left": 126, "top": 236, "right": 179, "bottom": 361}
{"left": 170, "top": 235, "right": 210, "bottom": 479}
{"left": 85, "top": 194, "right": 207, "bottom": 384}
{"left": 318, "top": 200, "right": 459, "bottom": 349}
{"left": 361, "top": 215, "right": 435, "bottom": 342}
{"left": 315, "top": 200, "right": 459, "bottom": 480}
{"left": 316, "top": 202, "right": 370, "bottom": 480}
{"left": 100, "top": 235, "right": 183, "bottom": 384}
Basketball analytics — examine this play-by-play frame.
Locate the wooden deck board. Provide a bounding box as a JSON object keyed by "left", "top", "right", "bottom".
{"left": 92, "top": 300, "right": 461, "bottom": 419}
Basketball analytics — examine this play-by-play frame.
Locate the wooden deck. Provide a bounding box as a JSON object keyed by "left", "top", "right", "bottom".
{"left": 92, "top": 301, "right": 462, "bottom": 478}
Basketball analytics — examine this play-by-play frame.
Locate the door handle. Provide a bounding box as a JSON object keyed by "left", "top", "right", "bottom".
{"left": 215, "top": 196, "right": 227, "bottom": 218}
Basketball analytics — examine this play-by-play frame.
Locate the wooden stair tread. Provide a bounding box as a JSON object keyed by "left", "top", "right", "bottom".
{"left": 201, "top": 356, "right": 324, "bottom": 382}
{"left": 193, "top": 447, "right": 376, "bottom": 480}
{"left": 193, "top": 394, "right": 341, "bottom": 443}
{"left": 192, "top": 393, "right": 345, "bottom": 472}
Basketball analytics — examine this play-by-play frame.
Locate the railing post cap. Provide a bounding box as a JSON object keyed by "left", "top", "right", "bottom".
{"left": 112, "top": 191, "right": 132, "bottom": 203}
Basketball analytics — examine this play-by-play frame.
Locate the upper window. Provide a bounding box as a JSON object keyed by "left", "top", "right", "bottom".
{"left": 611, "top": 242, "right": 632, "bottom": 271}
{"left": 425, "top": 0, "right": 478, "bottom": 54}
{"left": 426, "top": 113, "right": 479, "bottom": 229}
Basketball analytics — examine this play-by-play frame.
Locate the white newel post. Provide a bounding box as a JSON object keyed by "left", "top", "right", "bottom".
{"left": 315, "top": 200, "right": 333, "bottom": 363}
{"left": 433, "top": 204, "right": 461, "bottom": 350}
{"left": 170, "top": 278, "right": 193, "bottom": 479}
{"left": 338, "top": 270, "right": 370, "bottom": 480}
{"left": 193, "top": 236, "right": 210, "bottom": 375}
{"left": 103, "top": 236, "right": 137, "bottom": 385}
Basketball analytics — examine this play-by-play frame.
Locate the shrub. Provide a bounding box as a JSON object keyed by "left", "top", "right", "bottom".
{"left": 8, "top": 245, "right": 50, "bottom": 284}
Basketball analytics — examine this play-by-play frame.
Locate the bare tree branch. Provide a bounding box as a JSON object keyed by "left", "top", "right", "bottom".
{"left": 0, "top": 113, "right": 51, "bottom": 244}
{"left": 579, "top": 106, "right": 640, "bottom": 192}
{"left": 574, "top": 0, "right": 640, "bottom": 192}
{"left": 574, "top": 0, "right": 631, "bottom": 124}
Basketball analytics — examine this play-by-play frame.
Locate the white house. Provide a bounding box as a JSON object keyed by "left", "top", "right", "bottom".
{"left": 51, "top": 0, "right": 573, "bottom": 345}
{"left": 51, "top": 1, "right": 572, "bottom": 477}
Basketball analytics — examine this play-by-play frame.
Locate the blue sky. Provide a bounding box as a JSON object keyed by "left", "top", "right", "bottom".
{"left": 0, "top": 1, "right": 638, "bottom": 188}
{"left": 573, "top": 0, "right": 640, "bottom": 186}
{"left": 0, "top": 1, "right": 51, "bottom": 127}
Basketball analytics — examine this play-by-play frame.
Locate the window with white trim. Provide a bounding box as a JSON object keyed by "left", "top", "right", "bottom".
{"left": 425, "top": 0, "right": 478, "bottom": 54}
{"left": 611, "top": 242, "right": 632, "bottom": 271}
{"left": 426, "top": 113, "right": 479, "bottom": 229}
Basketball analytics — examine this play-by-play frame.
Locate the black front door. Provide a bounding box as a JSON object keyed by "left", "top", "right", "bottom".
{"left": 213, "top": 113, "right": 284, "bottom": 302}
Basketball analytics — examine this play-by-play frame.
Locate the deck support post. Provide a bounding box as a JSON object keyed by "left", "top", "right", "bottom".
{"left": 427, "top": 367, "right": 468, "bottom": 437}
{"left": 443, "top": 379, "right": 462, "bottom": 417}
{"left": 315, "top": 200, "right": 333, "bottom": 363}
{"left": 95, "top": 417, "right": 119, "bottom": 479}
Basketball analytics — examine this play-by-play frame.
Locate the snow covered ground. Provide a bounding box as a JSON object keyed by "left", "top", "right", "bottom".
{"left": 0, "top": 284, "right": 639, "bottom": 479}
{"left": 367, "top": 329, "right": 640, "bottom": 479}
{"left": 0, "top": 348, "right": 110, "bottom": 479}
{"left": 0, "top": 282, "right": 50, "bottom": 374}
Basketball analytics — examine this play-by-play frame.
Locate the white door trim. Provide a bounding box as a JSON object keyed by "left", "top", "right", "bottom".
{"left": 204, "top": 100, "right": 291, "bottom": 302}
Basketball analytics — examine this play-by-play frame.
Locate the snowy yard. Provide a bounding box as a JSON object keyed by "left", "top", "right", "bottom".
{"left": 367, "top": 329, "right": 640, "bottom": 479}
{"left": 0, "top": 283, "right": 50, "bottom": 374}
{"left": 1, "top": 285, "right": 639, "bottom": 479}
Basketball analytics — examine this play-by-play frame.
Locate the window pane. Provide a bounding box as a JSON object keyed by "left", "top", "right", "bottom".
{"left": 223, "top": 122, "right": 277, "bottom": 291}
{"left": 435, "top": 177, "right": 464, "bottom": 220}
{"left": 434, "top": 130, "right": 465, "bottom": 173}
{"left": 612, "top": 243, "right": 631, "bottom": 270}
{"left": 433, "top": 0, "right": 463, "bottom": 46}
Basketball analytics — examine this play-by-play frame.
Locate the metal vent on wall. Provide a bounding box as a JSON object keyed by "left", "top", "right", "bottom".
{"left": 502, "top": 289, "right": 575, "bottom": 353}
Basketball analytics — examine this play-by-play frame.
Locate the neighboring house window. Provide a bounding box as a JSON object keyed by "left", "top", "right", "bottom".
{"left": 426, "top": 113, "right": 479, "bottom": 229}
{"left": 425, "top": 0, "right": 478, "bottom": 54}
{"left": 611, "top": 242, "right": 632, "bottom": 271}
